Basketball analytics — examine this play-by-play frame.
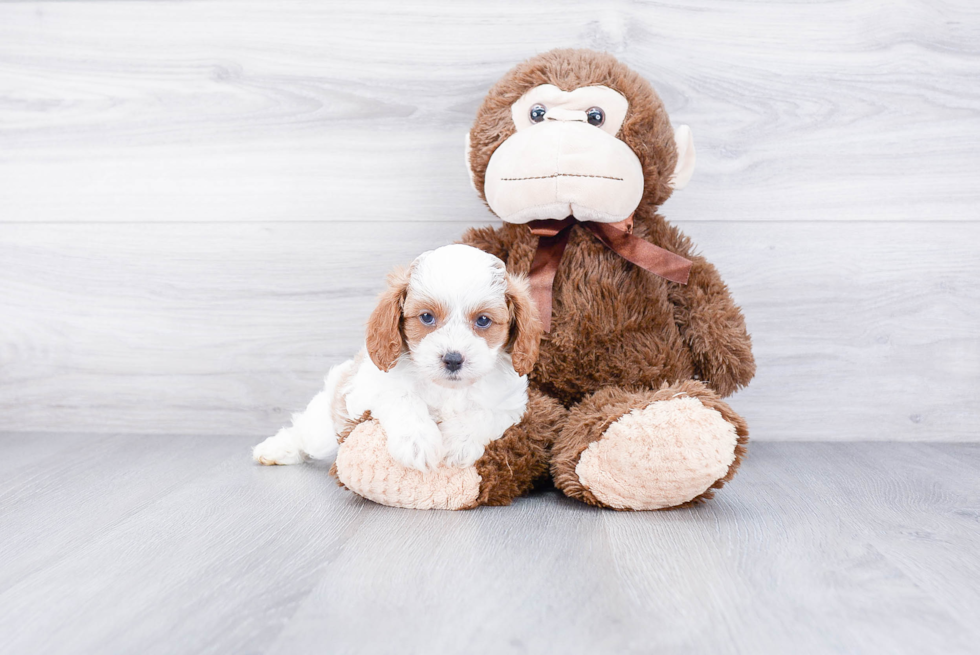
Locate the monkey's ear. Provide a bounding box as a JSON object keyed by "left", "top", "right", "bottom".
{"left": 464, "top": 131, "right": 479, "bottom": 193}
{"left": 669, "top": 125, "right": 696, "bottom": 190}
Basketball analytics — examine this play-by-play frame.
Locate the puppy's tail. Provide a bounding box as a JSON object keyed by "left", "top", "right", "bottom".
{"left": 294, "top": 359, "right": 357, "bottom": 461}
{"left": 323, "top": 359, "right": 355, "bottom": 437}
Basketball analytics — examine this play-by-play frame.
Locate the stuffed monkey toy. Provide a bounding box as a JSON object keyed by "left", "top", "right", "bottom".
{"left": 332, "top": 49, "right": 755, "bottom": 510}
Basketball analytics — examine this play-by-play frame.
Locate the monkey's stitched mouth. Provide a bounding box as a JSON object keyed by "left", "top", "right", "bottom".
{"left": 499, "top": 173, "right": 623, "bottom": 181}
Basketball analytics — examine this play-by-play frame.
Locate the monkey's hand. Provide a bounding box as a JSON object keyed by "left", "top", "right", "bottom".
{"left": 671, "top": 258, "right": 756, "bottom": 397}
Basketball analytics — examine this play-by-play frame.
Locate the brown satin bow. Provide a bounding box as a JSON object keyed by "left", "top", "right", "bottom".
{"left": 527, "top": 215, "right": 693, "bottom": 332}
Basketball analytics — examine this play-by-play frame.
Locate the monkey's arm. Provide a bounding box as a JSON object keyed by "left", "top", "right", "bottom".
{"left": 668, "top": 254, "right": 755, "bottom": 397}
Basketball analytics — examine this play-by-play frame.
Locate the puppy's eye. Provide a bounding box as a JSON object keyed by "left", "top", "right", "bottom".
{"left": 586, "top": 107, "right": 605, "bottom": 127}
{"left": 475, "top": 315, "right": 492, "bottom": 329}
{"left": 529, "top": 104, "right": 547, "bottom": 123}
{"left": 419, "top": 312, "right": 436, "bottom": 326}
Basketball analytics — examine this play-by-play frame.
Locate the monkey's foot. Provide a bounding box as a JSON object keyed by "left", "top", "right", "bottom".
{"left": 330, "top": 389, "right": 562, "bottom": 510}
{"left": 552, "top": 381, "right": 748, "bottom": 510}
{"left": 331, "top": 420, "right": 480, "bottom": 510}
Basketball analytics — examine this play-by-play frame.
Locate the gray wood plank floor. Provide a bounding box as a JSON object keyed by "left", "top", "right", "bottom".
{"left": 1, "top": 436, "right": 978, "bottom": 655}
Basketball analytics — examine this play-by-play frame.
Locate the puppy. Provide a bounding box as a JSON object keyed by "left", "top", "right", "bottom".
{"left": 252, "top": 244, "right": 542, "bottom": 471}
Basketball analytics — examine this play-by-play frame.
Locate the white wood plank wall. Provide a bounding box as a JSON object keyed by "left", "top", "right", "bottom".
{"left": 1, "top": 1, "right": 978, "bottom": 440}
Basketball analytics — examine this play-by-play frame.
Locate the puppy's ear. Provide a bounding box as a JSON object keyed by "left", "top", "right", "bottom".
{"left": 505, "top": 273, "right": 543, "bottom": 376}
{"left": 366, "top": 267, "right": 410, "bottom": 372}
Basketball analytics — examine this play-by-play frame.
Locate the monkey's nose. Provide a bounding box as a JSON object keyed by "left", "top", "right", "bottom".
{"left": 442, "top": 352, "right": 464, "bottom": 372}
{"left": 544, "top": 107, "right": 587, "bottom": 122}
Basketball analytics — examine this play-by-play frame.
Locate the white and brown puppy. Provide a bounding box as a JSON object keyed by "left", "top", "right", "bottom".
{"left": 252, "top": 244, "right": 541, "bottom": 471}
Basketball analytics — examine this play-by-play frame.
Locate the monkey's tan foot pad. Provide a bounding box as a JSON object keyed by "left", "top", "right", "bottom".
{"left": 575, "top": 396, "right": 739, "bottom": 510}
{"left": 333, "top": 420, "right": 481, "bottom": 510}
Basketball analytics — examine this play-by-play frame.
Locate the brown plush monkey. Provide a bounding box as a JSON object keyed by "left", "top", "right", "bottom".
{"left": 333, "top": 49, "right": 755, "bottom": 510}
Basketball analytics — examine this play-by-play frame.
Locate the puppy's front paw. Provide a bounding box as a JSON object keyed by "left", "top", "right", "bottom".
{"left": 253, "top": 429, "right": 304, "bottom": 466}
{"left": 443, "top": 440, "right": 485, "bottom": 468}
{"left": 385, "top": 420, "right": 444, "bottom": 471}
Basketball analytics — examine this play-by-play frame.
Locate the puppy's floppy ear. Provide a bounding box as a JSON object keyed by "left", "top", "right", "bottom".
{"left": 505, "top": 273, "right": 543, "bottom": 376}
{"left": 366, "top": 267, "right": 410, "bottom": 372}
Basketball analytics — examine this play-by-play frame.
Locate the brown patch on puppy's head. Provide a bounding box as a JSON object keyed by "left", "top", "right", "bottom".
{"left": 470, "top": 304, "right": 510, "bottom": 347}
{"left": 401, "top": 294, "right": 447, "bottom": 348}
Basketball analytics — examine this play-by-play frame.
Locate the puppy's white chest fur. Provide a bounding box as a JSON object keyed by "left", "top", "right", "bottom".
{"left": 421, "top": 365, "right": 525, "bottom": 422}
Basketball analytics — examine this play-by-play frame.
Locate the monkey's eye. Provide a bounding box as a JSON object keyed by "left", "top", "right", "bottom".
{"left": 475, "top": 315, "right": 492, "bottom": 329}
{"left": 529, "top": 104, "right": 547, "bottom": 123}
{"left": 586, "top": 107, "right": 605, "bottom": 127}
{"left": 419, "top": 312, "right": 436, "bottom": 326}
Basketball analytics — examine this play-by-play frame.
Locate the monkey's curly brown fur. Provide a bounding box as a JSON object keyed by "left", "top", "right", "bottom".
{"left": 462, "top": 210, "right": 755, "bottom": 404}
{"left": 468, "top": 388, "right": 566, "bottom": 508}
{"left": 461, "top": 49, "right": 756, "bottom": 510}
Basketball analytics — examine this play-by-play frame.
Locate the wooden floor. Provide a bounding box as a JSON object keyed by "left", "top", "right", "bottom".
{"left": 1, "top": 436, "right": 978, "bottom": 654}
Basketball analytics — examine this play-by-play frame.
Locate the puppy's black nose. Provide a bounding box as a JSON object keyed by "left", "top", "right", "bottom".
{"left": 442, "top": 352, "right": 464, "bottom": 372}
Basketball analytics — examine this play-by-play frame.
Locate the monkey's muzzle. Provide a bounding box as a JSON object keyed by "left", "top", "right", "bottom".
{"left": 483, "top": 121, "right": 644, "bottom": 225}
